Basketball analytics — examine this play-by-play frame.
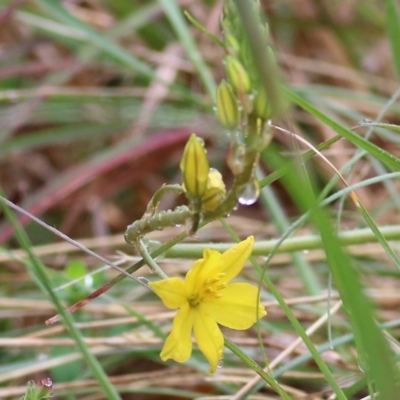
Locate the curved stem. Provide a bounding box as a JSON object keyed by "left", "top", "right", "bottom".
{"left": 137, "top": 239, "right": 168, "bottom": 279}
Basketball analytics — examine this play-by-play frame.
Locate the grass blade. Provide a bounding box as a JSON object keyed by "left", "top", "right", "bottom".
{"left": 0, "top": 190, "right": 122, "bottom": 400}
{"left": 286, "top": 88, "right": 400, "bottom": 170}
{"left": 264, "top": 147, "right": 400, "bottom": 400}
{"left": 385, "top": 0, "right": 400, "bottom": 80}
{"left": 157, "top": 0, "right": 217, "bottom": 98}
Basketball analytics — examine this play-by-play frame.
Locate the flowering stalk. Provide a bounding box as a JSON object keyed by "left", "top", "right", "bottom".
{"left": 125, "top": 0, "right": 281, "bottom": 242}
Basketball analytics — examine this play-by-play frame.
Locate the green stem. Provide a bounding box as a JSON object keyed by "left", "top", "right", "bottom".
{"left": 125, "top": 205, "right": 191, "bottom": 243}
{"left": 144, "top": 184, "right": 184, "bottom": 217}
{"left": 137, "top": 239, "right": 168, "bottom": 279}
{"left": 232, "top": 0, "right": 285, "bottom": 118}
{"left": 164, "top": 224, "right": 400, "bottom": 258}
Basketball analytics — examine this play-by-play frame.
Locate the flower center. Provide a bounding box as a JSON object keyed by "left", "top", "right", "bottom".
{"left": 188, "top": 273, "right": 227, "bottom": 307}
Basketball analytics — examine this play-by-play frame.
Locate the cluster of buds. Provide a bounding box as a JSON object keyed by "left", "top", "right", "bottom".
{"left": 210, "top": 0, "right": 278, "bottom": 215}
{"left": 216, "top": 0, "right": 275, "bottom": 134}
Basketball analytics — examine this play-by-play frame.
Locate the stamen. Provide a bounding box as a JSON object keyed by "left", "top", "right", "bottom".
{"left": 217, "top": 283, "right": 227, "bottom": 290}
{"left": 205, "top": 277, "right": 221, "bottom": 285}
{"left": 188, "top": 292, "right": 200, "bottom": 307}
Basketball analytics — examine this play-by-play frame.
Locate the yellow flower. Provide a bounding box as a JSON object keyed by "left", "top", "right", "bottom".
{"left": 150, "top": 236, "right": 266, "bottom": 373}
{"left": 180, "top": 134, "right": 209, "bottom": 199}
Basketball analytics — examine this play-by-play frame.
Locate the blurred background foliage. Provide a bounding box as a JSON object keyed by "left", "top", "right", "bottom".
{"left": 1, "top": 0, "right": 400, "bottom": 399}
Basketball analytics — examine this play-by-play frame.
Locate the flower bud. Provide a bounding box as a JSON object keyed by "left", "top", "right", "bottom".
{"left": 225, "top": 55, "right": 251, "bottom": 94}
{"left": 263, "top": 23, "right": 271, "bottom": 43}
{"left": 216, "top": 80, "right": 240, "bottom": 129}
{"left": 253, "top": 88, "right": 272, "bottom": 120}
{"left": 201, "top": 168, "right": 226, "bottom": 211}
{"left": 266, "top": 45, "right": 276, "bottom": 66}
{"left": 238, "top": 37, "right": 252, "bottom": 71}
{"left": 180, "top": 134, "right": 209, "bottom": 199}
{"left": 224, "top": 34, "right": 240, "bottom": 55}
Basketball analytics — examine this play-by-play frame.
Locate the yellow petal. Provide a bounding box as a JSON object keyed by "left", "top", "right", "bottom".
{"left": 185, "top": 249, "right": 221, "bottom": 294}
{"left": 150, "top": 277, "right": 187, "bottom": 309}
{"left": 202, "top": 283, "right": 266, "bottom": 329}
{"left": 160, "top": 303, "right": 195, "bottom": 363}
{"left": 193, "top": 309, "right": 224, "bottom": 374}
{"left": 218, "top": 236, "right": 254, "bottom": 281}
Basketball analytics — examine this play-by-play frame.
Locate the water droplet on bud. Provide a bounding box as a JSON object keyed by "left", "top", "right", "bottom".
{"left": 238, "top": 180, "right": 260, "bottom": 205}
{"left": 217, "top": 359, "right": 224, "bottom": 369}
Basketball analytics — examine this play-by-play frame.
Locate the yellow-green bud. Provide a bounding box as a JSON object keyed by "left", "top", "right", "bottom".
{"left": 224, "top": 34, "right": 240, "bottom": 55}
{"left": 225, "top": 55, "right": 251, "bottom": 94}
{"left": 266, "top": 45, "right": 276, "bottom": 66}
{"left": 216, "top": 80, "right": 239, "bottom": 129}
{"left": 253, "top": 88, "right": 272, "bottom": 120}
{"left": 238, "top": 37, "right": 252, "bottom": 69}
{"left": 223, "top": 0, "right": 237, "bottom": 21}
{"left": 180, "top": 134, "right": 209, "bottom": 199}
{"left": 263, "top": 23, "right": 270, "bottom": 43}
{"left": 201, "top": 168, "right": 226, "bottom": 211}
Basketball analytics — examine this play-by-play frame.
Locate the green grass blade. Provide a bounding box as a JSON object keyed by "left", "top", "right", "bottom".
{"left": 34, "top": 0, "right": 155, "bottom": 77}
{"left": 258, "top": 178, "right": 321, "bottom": 295}
{"left": 32, "top": 0, "right": 202, "bottom": 106}
{"left": 233, "top": 0, "right": 285, "bottom": 118}
{"left": 184, "top": 10, "right": 224, "bottom": 47}
{"left": 264, "top": 147, "right": 400, "bottom": 400}
{"left": 157, "top": 0, "right": 217, "bottom": 99}
{"left": 285, "top": 88, "right": 400, "bottom": 170}
{"left": 385, "top": 0, "right": 400, "bottom": 80}
{"left": 221, "top": 220, "right": 347, "bottom": 400}
{"left": 259, "top": 135, "right": 342, "bottom": 189}
{"left": 356, "top": 201, "right": 400, "bottom": 269}
{"left": 0, "top": 192, "right": 122, "bottom": 400}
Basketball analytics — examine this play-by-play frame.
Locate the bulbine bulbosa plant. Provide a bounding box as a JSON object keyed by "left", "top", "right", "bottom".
{"left": 123, "top": 0, "right": 279, "bottom": 375}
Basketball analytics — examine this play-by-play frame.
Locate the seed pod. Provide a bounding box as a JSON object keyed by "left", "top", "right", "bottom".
{"left": 201, "top": 168, "right": 226, "bottom": 211}
{"left": 216, "top": 80, "right": 240, "bottom": 129}
{"left": 180, "top": 134, "right": 209, "bottom": 199}
{"left": 225, "top": 55, "right": 251, "bottom": 94}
